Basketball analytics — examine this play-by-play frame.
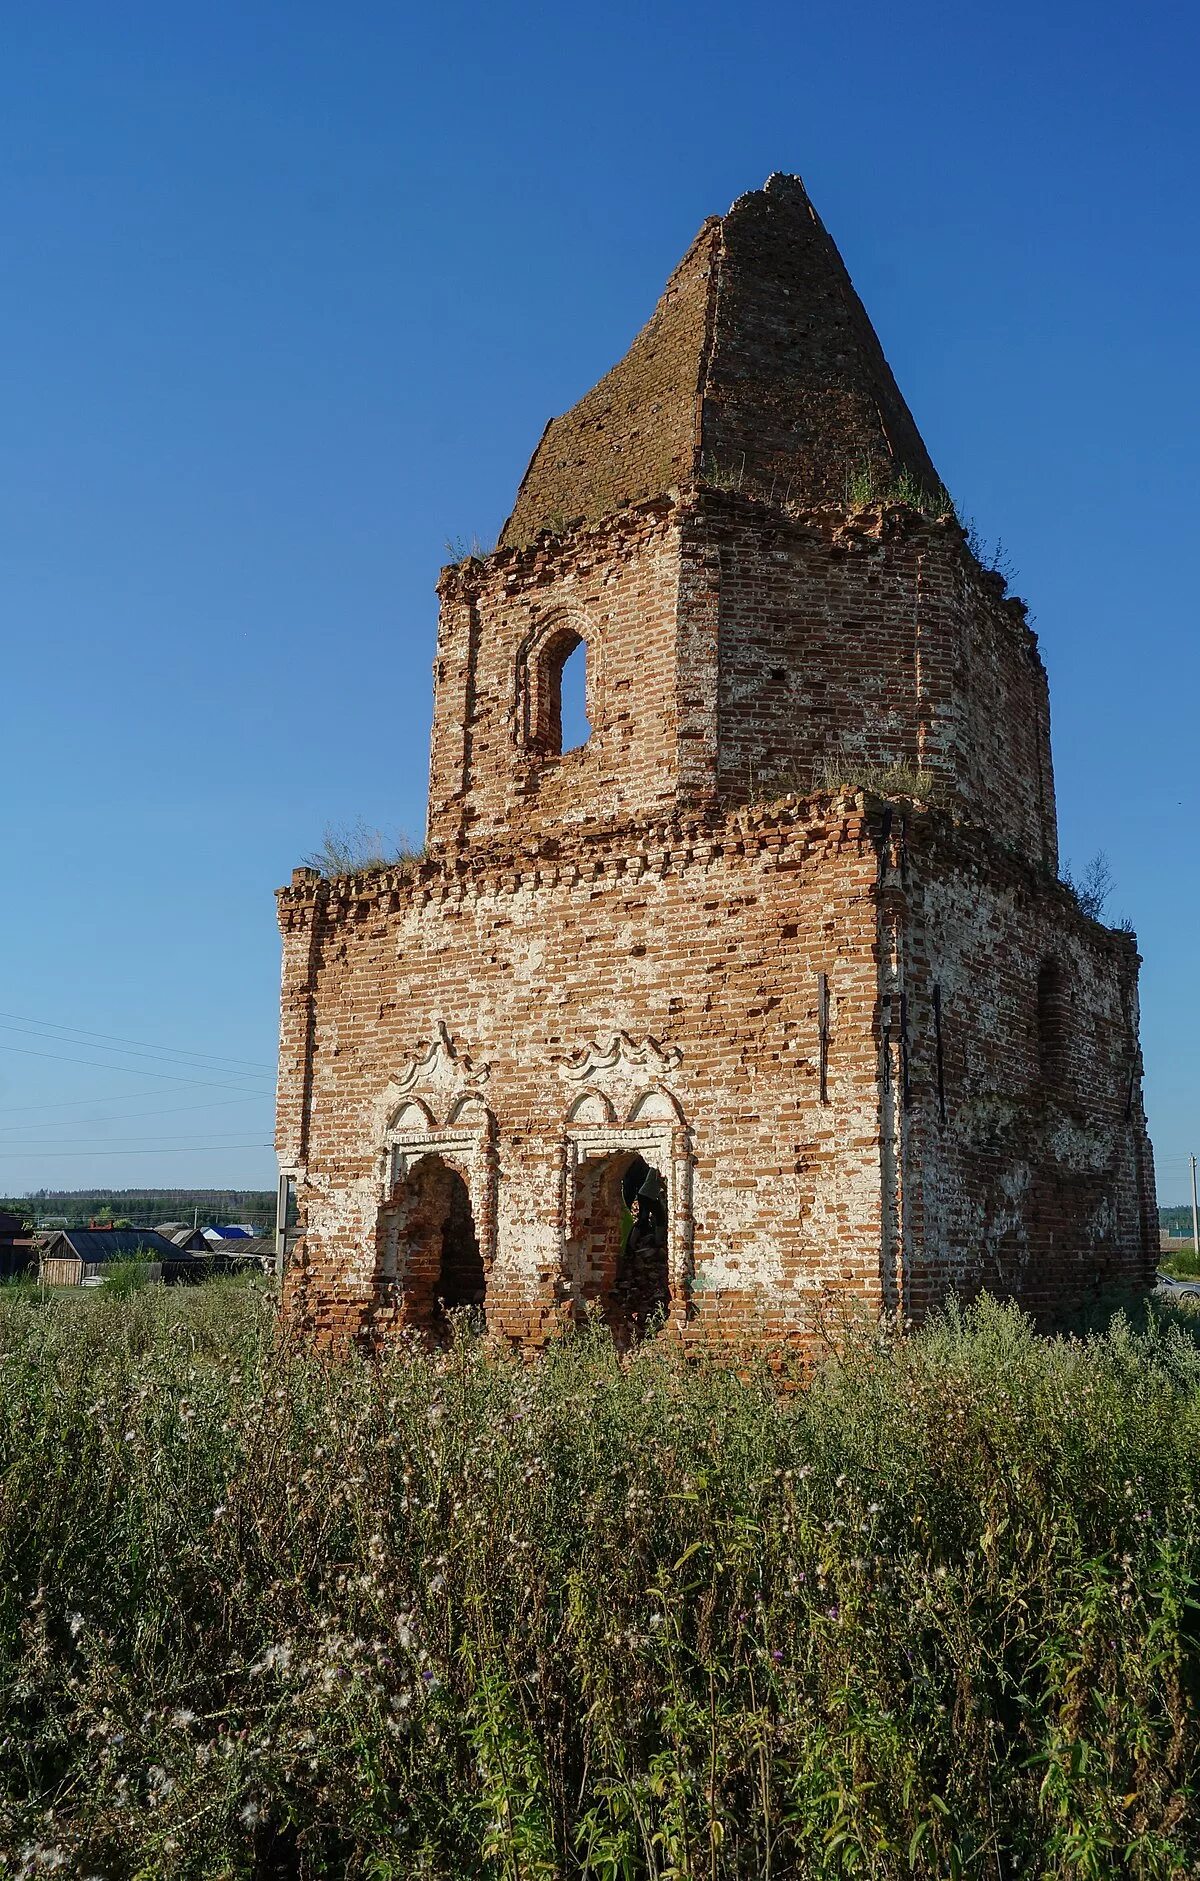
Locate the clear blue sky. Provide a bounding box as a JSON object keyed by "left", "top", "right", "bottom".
{"left": 2, "top": 0, "right": 1196, "bottom": 1205}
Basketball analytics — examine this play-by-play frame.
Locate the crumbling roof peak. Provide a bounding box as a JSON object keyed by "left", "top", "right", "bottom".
{"left": 500, "top": 174, "right": 940, "bottom": 545}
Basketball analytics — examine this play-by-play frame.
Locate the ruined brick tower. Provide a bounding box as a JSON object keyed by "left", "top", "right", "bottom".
{"left": 276, "top": 174, "right": 1156, "bottom": 1348}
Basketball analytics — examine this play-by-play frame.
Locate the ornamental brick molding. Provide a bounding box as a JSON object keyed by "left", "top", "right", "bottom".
{"left": 277, "top": 173, "right": 1156, "bottom": 1352}
{"left": 386, "top": 1020, "right": 490, "bottom": 1100}
{"left": 557, "top": 1032, "right": 683, "bottom": 1085}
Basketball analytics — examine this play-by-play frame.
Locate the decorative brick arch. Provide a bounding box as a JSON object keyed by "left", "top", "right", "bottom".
{"left": 512, "top": 607, "right": 600, "bottom": 756}
{"left": 374, "top": 1025, "right": 498, "bottom": 1287}
{"left": 555, "top": 1034, "right": 693, "bottom": 1319}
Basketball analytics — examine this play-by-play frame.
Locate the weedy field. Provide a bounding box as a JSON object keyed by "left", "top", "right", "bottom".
{"left": 2, "top": 1279, "right": 1199, "bottom": 1879}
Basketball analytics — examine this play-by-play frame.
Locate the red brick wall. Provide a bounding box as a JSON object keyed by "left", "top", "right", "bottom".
{"left": 278, "top": 169, "right": 1153, "bottom": 1351}
{"left": 699, "top": 491, "right": 1057, "bottom": 870}
{"left": 500, "top": 223, "right": 719, "bottom": 548}
{"left": 428, "top": 490, "right": 1055, "bottom": 876}
{"left": 278, "top": 795, "right": 1154, "bottom": 1350}
{"left": 429, "top": 501, "right": 694, "bottom": 847}
{"left": 889, "top": 817, "right": 1156, "bottom": 1318}
{"left": 500, "top": 173, "right": 944, "bottom": 545}
{"left": 700, "top": 176, "right": 940, "bottom": 506}
{"left": 278, "top": 797, "right": 889, "bottom": 1351}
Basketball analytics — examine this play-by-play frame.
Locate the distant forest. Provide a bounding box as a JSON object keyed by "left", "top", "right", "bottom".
{"left": 1161, "top": 1204, "right": 1198, "bottom": 1237}
{"left": 1, "top": 1188, "right": 277, "bottom": 1232}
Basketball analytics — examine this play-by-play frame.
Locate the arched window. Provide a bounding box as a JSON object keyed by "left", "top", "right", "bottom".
{"left": 530, "top": 626, "right": 591, "bottom": 756}
{"left": 568, "top": 1150, "right": 669, "bottom": 1343}
{"left": 559, "top": 637, "right": 591, "bottom": 751}
{"left": 1036, "top": 956, "right": 1067, "bottom": 1086}
{"left": 376, "top": 1152, "right": 486, "bottom": 1333}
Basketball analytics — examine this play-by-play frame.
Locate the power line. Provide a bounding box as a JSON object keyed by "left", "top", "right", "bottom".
{"left": 0, "top": 1042, "right": 273, "bottom": 1094}
{"left": 0, "top": 1144, "right": 275, "bottom": 1160}
{"left": 0, "top": 1095, "right": 271, "bottom": 1135}
{"left": 0, "top": 1017, "right": 271, "bottom": 1079}
{"left": 0, "top": 1009, "right": 271, "bottom": 1072}
{"left": 0, "top": 1131, "right": 277, "bottom": 1149}
{"left": 0, "top": 1090, "right": 271, "bottom": 1117}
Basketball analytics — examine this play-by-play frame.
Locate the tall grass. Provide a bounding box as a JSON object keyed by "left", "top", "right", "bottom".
{"left": 300, "top": 821, "right": 425, "bottom": 881}
{"left": 2, "top": 1282, "right": 1199, "bottom": 1877}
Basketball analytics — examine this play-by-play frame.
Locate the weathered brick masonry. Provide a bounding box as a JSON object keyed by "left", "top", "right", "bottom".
{"left": 278, "top": 173, "right": 1155, "bottom": 1350}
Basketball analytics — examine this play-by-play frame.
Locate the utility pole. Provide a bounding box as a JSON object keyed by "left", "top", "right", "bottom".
{"left": 1192, "top": 1155, "right": 1199, "bottom": 1260}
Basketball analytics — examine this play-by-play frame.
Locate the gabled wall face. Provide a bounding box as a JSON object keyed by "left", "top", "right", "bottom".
{"left": 697, "top": 493, "right": 1058, "bottom": 871}
{"left": 428, "top": 501, "right": 702, "bottom": 847}
{"left": 276, "top": 802, "right": 890, "bottom": 1351}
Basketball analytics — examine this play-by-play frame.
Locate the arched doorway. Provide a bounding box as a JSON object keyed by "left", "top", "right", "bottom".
{"left": 378, "top": 1153, "right": 486, "bottom": 1332}
{"left": 570, "top": 1150, "right": 670, "bottom": 1341}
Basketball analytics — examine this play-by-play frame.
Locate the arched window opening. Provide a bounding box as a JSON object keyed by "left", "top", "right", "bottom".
{"left": 532, "top": 627, "right": 591, "bottom": 756}
{"left": 569, "top": 1150, "right": 669, "bottom": 1342}
{"left": 559, "top": 637, "right": 591, "bottom": 752}
{"left": 1037, "top": 956, "right": 1067, "bottom": 1086}
{"left": 377, "top": 1153, "right": 485, "bottom": 1333}
{"left": 435, "top": 1164, "right": 485, "bottom": 1313}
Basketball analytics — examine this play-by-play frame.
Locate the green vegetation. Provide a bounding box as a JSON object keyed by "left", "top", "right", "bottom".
{"left": 1060, "top": 851, "right": 1114, "bottom": 922}
{"left": 843, "top": 459, "right": 955, "bottom": 518}
{"left": 2, "top": 1284, "right": 1200, "bottom": 1877}
{"left": 443, "top": 534, "right": 493, "bottom": 566}
{"left": 700, "top": 451, "right": 751, "bottom": 492}
{"left": 98, "top": 1258, "right": 154, "bottom": 1296}
{"left": 1159, "top": 1238, "right": 1200, "bottom": 1282}
{"left": 761, "top": 758, "right": 940, "bottom": 804}
{"left": 696, "top": 454, "right": 1018, "bottom": 589}
{"left": 841, "top": 460, "right": 1016, "bottom": 585}
{"left": 301, "top": 820, "right": 426, "bottom": 881}
{"left": 816, "top": 758, "right": 940, "bottom": 802}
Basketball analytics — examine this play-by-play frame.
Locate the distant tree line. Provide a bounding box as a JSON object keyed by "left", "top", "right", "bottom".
{"left": 0, "top": 1189, "right": 277, "bottom": 1232}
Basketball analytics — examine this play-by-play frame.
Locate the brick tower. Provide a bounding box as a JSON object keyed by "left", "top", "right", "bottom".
{"left": 277, "top": 175, "right": 1155, "bottom": 1349}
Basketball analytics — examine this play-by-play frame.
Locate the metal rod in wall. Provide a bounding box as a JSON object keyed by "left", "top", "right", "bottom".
{"left": 932, "top": 984, "right": 947, "bottom": 1126}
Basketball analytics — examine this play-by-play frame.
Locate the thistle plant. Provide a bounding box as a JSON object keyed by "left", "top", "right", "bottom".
{"left": 1, "top": 1281, "right": 1198, "bottom": 1876}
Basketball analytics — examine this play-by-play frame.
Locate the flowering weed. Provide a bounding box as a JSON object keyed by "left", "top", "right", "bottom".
{"left": 0, "top": 1283, "right": 1198, "bottom": 1876}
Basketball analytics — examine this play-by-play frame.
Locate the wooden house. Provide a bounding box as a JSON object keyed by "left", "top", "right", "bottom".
{"left": 38, "top": 1228, "right": 202, "bottom": 1287}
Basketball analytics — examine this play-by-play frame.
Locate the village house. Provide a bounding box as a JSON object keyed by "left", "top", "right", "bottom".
{"left": 155, "top": 1222, "right": 211, "bottom": 1254}
{"left": 275, "top": 173, "right": 1156, "bottom": 1352}
{"left": 0, "top": 1209, "right": 35, "bottom": 1280}
{"left": 38, "top": 1227, "right": 202, "bottom": 1288}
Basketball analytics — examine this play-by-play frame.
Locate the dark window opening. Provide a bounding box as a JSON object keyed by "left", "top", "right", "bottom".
{"left": 436, "top": 1165, "right": 485, "bottom": 1312}
{"left": 569, "top": 1151, "right": 669, "bottom": 1342}
{"left": 377, "top": 1154, "right": 485, "bottom": 1332}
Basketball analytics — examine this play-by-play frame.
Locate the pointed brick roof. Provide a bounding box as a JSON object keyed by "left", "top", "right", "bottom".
{"left": 501, "top": 174, "right": 941, "bottom": 545}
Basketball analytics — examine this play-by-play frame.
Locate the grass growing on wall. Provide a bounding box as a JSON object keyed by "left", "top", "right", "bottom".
{"left": 2, "top": 1281, "right": 1200, "bottom": 1877}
